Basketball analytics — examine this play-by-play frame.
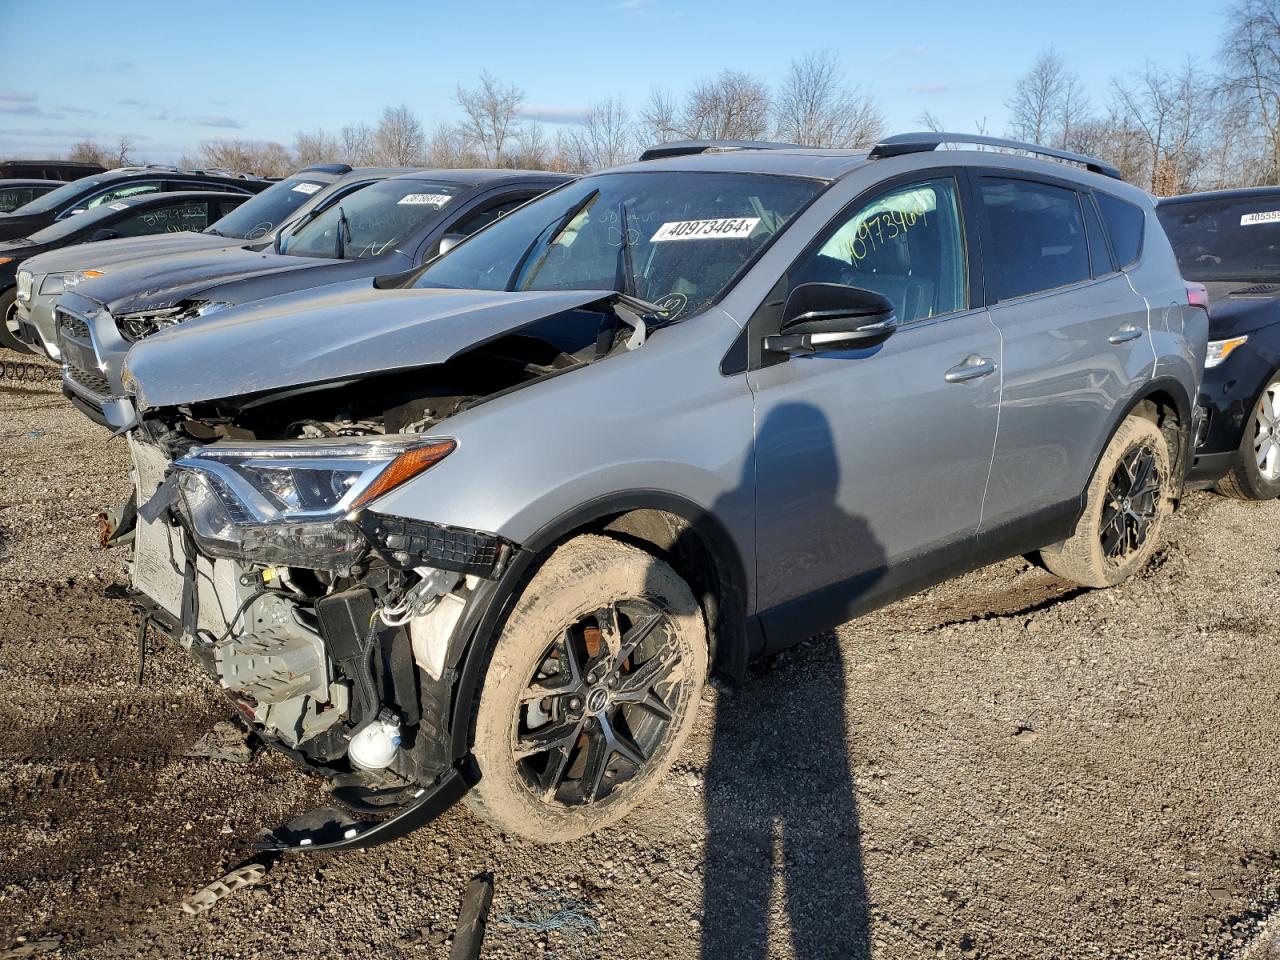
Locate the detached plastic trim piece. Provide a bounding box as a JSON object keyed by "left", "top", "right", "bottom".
{"left": 255, "top": 767, "right": 471, "bottom": 854}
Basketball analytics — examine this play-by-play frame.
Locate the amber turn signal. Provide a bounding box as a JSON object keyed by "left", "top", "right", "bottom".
{"left": 352, "top": 439, "right": 456, "bottom": 509}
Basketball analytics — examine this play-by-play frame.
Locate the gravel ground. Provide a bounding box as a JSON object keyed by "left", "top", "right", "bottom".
{"left": 1, "top": 353, "right": 1278, "bottom": 959}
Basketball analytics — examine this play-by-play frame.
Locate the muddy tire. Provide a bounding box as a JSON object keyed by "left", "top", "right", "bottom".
{"left": 1039, "top": 414, "right": 1173, "bottom": 588}
{"left": 465, "top": 534, "right": 707, "bottom": 842}
{"left": 1215, "top": 373, "right": 1280, "bottom": 501}
{"left": 0, "top": 288, "right": 33, "bottom": 355}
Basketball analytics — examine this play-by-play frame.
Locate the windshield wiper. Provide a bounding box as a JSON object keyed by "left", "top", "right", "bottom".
{"left": 335, "top": 205, "right": 351, "bottom": 259}
{"left": 617, "top": 201, "right": 639, "bottom": 299}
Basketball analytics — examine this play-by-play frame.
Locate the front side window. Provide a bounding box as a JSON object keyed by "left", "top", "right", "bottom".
{"left": 281, "top": 179, "right": 464, "bottom": 259}
{"left": 788, "top": 177, "right": 968, "bottom": 325}
{"left": 1156, "top": 196, "right": 1280, "bottom": 282}
{"left": 980, "top": 177, "right": 1091, "bottom": 301}
{"left": 412, "top": 172, "right": 823, "bottom": 322}
{"left": 113, "top": 201, "right": 210, "bottom": 237}
{"left": 9, "top": 178, "right": 102, "bottom": 215}
{"left": 84, "top": 181, "right": 163, "bottom": 210}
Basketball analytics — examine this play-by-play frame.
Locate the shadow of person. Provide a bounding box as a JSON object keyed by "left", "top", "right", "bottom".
{"left": 691, "top": 401, "right": 885, "bottom": 960}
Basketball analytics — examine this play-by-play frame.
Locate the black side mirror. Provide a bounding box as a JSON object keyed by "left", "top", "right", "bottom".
{"left": 764, "top": 282, "right": 897, "bottom": 355}
{"left": 90, "top": 228, "right": 120, "bottom": 242}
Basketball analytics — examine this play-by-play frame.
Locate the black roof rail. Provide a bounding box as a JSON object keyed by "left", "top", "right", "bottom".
{"left": 638, "top": 139, "right": 802, "bottom": 162}
{"left": 299, "top": 162, "right": 352, "bottom": 175}
{"left": 868, "top": 132, "right": 1123, "bottom": 181}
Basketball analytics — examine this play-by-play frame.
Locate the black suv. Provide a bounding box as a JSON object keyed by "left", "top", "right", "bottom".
{"left": 0, "top": 159, "right": 105, "bottom": 182}
{"left": 1158, "top": 187, "right": 1280, "bottom": 499}
{"left": 0, "top": 165, "right": 270, "bottom": 242}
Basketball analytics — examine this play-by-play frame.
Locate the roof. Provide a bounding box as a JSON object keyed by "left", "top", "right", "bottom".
{"left": 1158, "top": 185, "right": 1280, "bottom": 205}
{"left": 385, "top": 168, "right": 575, "bottom": 187}
{"left": 614, "top": 147, "right": 872, "bottom": 180}
{"left": 0, "top": 178, "right": 61, "bottom": 188}
{"left": 100, "top": 164, "right": 271, "bottom": 183}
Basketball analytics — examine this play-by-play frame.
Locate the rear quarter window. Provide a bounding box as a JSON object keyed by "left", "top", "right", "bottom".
{"left": 1095, "top": 192, "right": 1145, "bottom": 269}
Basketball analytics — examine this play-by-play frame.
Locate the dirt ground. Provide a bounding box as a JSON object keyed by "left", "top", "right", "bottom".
{"left": 1, "top": 355, "right": 1278, "bottom": 960}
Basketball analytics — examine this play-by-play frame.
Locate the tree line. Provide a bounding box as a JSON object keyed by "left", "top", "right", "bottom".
{"left": 66, "top": 0, "right": 1280, "bottom": 195}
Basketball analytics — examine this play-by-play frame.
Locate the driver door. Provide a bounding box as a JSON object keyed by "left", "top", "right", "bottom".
{"left": 747, "top": 174, "right": 1001, "bottom": 640}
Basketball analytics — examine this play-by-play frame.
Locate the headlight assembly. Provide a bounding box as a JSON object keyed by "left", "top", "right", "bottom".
{"left": 1205, "top": 335, "right": 1248, "bottom": 368}
{"left": 41, "top": 269, "right": 103, "bottom": 297}
{"left": 173, "top": 437, "right": 456, "bottom": 570}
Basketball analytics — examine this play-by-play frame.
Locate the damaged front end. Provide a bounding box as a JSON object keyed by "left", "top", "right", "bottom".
{"left": 117, "top": 287, "right": 655, "bottom": 851}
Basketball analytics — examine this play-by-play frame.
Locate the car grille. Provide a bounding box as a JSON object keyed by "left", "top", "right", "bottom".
{"left": 56, "top": 308, "right": 109, "bottom": 401}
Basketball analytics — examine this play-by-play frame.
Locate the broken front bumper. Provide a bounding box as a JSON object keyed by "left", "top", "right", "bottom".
{"left": 55, "top": 295, "right": 137, "bottom": 431}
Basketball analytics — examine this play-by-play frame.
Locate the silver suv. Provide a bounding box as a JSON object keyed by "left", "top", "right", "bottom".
{"left": 114, "top": 134, "right": 1207, "bottom": 851}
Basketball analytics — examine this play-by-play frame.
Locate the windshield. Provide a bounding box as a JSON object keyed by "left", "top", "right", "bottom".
{"left": 7, "top": 178, "right": 101, "bottom": 216}
{"left": 1157, "top": 197, "right": 1280, "bottom": 282}
{"left": 26, "top": 202, "right": 123, "bottom": 243}
{"left": 208, "top": 175, "right": 329, "bottom": 240}
{"left": 281, "top": 179, "right": 464, "bottom": 259}
{"left": 411, "top": 171, "right": 823, "bottom": 321}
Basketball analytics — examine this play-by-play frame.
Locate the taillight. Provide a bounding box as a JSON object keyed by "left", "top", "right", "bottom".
{"left": 1185, "top": 281, "right": 1209, "bottom": 314}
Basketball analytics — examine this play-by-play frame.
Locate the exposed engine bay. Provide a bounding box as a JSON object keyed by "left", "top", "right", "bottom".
{"left": 118, "top": 297, "right": 655, "bottom": 843}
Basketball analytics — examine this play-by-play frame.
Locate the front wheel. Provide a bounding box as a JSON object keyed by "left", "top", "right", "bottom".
{"left": 1039, "top": 414, "right": 1173, "bottom": 588}
{"left": 465, "top": 534, "right": 707, "bottom": 842}
{"left": 1216, "top": 374, "right": 1280, "bottom": 501}
{"left": 0, "top": 288, "right": 33, "bottom": 355}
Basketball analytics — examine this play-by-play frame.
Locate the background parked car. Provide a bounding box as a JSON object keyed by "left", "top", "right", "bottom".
{"left": 0, "top": 165, "right": 269, "bottom": 242}
{"left": 57, "top": 168, "right": 571, "bottom": 427}
{"left": 0, "top": 179, "right": 61, "bottom": 213}
{"left": 1158, "top": 186, "right": 1280, "bottom": 499}
{"left": 0, "top": 191, "right": 250, "bottom": 352}
{"left": 12, "top": 166, "right": 420, "bottom": 359}
{"left": 0, "top": 159, "right": 105, "bottom": 181}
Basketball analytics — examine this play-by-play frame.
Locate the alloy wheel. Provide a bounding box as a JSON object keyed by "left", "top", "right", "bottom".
{"left": 1254, "top": 380, "right": 1280, "bottom": 481}
{"left": 1101, "top": 443, "right": 1162, "bottom": 561}
{"left": 512, "top": 599, "right": 684, "bottom": 807}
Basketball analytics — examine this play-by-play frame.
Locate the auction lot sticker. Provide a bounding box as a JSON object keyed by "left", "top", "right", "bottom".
{"left": 399, "top": 193, "right": 452, "bottom": 206}
{"left": 292, "top": 182, "right": 323, "bottom": 194}
{"left": 1241, "top": 210, "right": 1280, "bottom": 226}
{"left": 651, "top": 217, "right": 760, "bottom": 242}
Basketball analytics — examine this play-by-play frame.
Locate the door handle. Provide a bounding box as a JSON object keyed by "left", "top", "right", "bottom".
{"left": 944, "top": 356, "right": 997, "bottom": 383}
{"left": 1108, "top": 324, "right": 1143, "bottom": 344}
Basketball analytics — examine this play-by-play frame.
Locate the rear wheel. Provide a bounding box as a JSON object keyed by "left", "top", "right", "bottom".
{"left": 0, "top": 288, "right": 33, "bottom": 354}
{"left": 1039, "top": 414, "right": 1173, "bottom": 588}
{"left": 1216, "top": 374, "right": 1280, "bottom": 501}
{"left": 465, "top": 535, "right": 707, "bottom": 842}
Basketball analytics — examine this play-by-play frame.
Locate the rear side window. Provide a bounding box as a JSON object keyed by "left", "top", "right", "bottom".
{"left": 979, "top": 177, "right": 1091, "bottom": 301}
{"left": 1095, "top": 192, "right": 1145, "bottom": 269}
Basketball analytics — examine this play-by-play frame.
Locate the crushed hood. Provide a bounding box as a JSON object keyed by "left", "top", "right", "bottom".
{"left": 125, "top": 282, "right": 619, "bottom": 410}
{"left": 22, "top": 231, "right": 241, "bottom": 280}
{"left": 75, "top": 244, "right": 337, "bottom": 314}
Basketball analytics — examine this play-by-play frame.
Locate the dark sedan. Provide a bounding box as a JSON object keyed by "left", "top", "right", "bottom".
{"left": 57, "top": 168, "right": 572, "bottom": 428}
{"left": 0, "top": 165, "right": 269, "bottom": 243}
{"left": 1158, "top": 186, "right": 1280, "bottom": 499}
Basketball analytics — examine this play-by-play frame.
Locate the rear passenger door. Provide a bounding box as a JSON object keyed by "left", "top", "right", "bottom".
{"left": 975, "top": 171, "right": 1155, "bottom": 536}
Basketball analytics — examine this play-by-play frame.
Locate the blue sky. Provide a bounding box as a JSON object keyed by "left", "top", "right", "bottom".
{"left": 0, "top": 0, "right": 1228, "bottom": 164}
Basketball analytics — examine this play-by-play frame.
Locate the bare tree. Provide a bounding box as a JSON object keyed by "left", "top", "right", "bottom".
{"left": 424, "top": 122, "right": 482, "bottom": 168}
{"left": 113, "top": 136, "right": 136, "bottom": 167}
{"left": 372, "top": 105, "right": 426, "bottom": 165}
{"left": 1006, "top": 48, "right": 1078, "bottom": 145}
{"left": 1111, "top": 60, "right": 1209, "bottom": 193}
{"left": 570, "top": 98, "right": 635, "bottom": 170}
{"left": 194, "top": 139, "right": 292, "bottom": 177}
{"left": 67, "top": 140, "right": 108, "bottom": 167}
{"left": 1222, "top": 0, "right": 1280, "bottom": 181}
{"left": 640, "top": 70, "right": 773, "bottom": 143}
{"left": 340, "top": 122, "right": 375, "bottom": 165}
{"left": 916, "top": 109, "right": 946, "bottom": 132}
{"left": 773, "top": 50, "right": 885, "bottom": 147}
{"left": 294, "top": 129, "right": 341, "bottom": 167}
{"left": 456, "top": 72, "right": 524, "bottom": 164}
